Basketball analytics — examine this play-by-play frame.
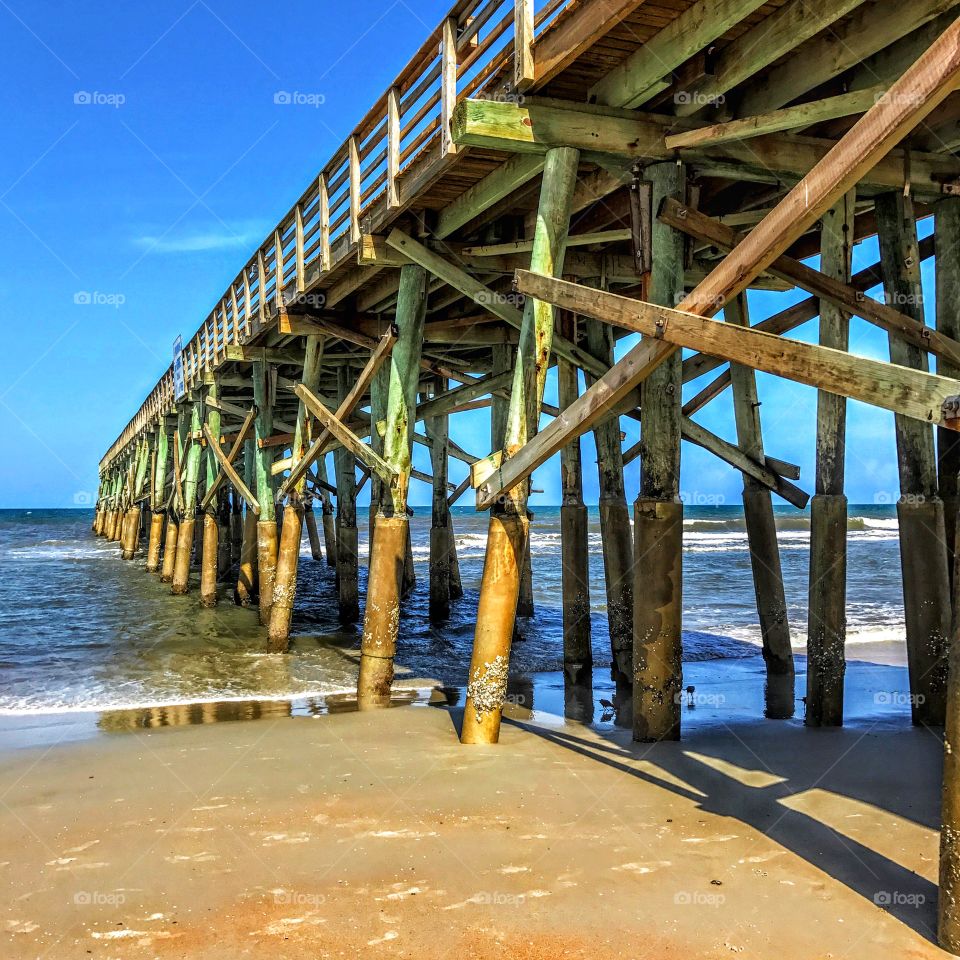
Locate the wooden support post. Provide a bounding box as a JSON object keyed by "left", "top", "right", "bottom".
{"left": 358, "top": 264, "right": 427, "bottom": 708}
{"left": 318, "top": 460, "right": 337, "bottom": 568}
{"left": 727, "top": 293, "right": 794, "bottom": 719}
{"left": 634, "top": 161, "right": 684, "bottom": 743}
{"left": 235, "top": 439, "right": 259, "bottom": 607}
{"left": 172, "top": 399, "right": 203, "bottom": 595}
{"left": 426, "top": 376, "right": 452, "bottom": 620}
{"left": 368, "top": 363, "right": 388, "bottom": 554}
{"left": 937, "top": 197, "right": 960, "bottom": 591}
{"left": 461, "top": 145, "right": 580, "bottom": 744}
{"left": 230, "top": 490, "right": 243, "bottom": 565}
{"left": 478, "top": 20, "right": 960, "bottom": 504}
{"left": 335, "top": 367, "right": 360, "bottom": 625}
{"left": 586, "top": 316, "right": 634, "bottom": 722}
{"left": 122, "top": 440, "right": 148, "bottom": 560}
{"left": 514, "top": 0, "right": 535, "bottom": 91}
{"left": 161, "top": 405, "right": 188, "bottom": 584}
{"left": 146, "top": 419, "right": 170, "bottom": 573}
{"left": 877, "top": 191, "right": 950, "bottom": 727}
{"left": 200, "top": 380, "right": 222, "bottom": 608}
{"left": 269, "top": 336, "right": 325, "bottom": 650}
{"left": 941, "top": 628, "right": 960, "bottom": 950}
{"left": 558, "top": 311, "right": 591, "bottom": 679}
{"left": 807, "top": 193, "right": 854, "bottom": 727}
{"left": 217, "top": 492, "right": 232, "bottom": 582}
{"left": 252, "top": 361, "right": 279, "bottom": 626}
{"left": 304, "top": 505, "right": 323, "bottom": 561}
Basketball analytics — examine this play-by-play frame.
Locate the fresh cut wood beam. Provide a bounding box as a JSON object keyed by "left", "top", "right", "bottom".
{"left": 450, "top": 98, "right": 960, "bottom": 194}
{"left": 665, "top": 87, "right": 885, "bottom": 150}
{"left": 589, "top": 0, "right": 769, "bottom": 108}
{"left": 658, "top": 198, "right": 960, "bottom": 368}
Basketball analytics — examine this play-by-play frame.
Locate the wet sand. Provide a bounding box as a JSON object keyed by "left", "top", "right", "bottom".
{"left": 0, "top": 655, "right": 949, "bottom": 959}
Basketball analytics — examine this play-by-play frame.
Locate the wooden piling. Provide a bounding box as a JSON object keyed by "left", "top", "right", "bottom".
{"left": 936, "top": 197, "right": 960, "bottom": 592}
{"left": 334, "top": 367, "right": 361, "bottom": 626}
{"left": 200, "top": 380, "right": 222, "bottom": 609}
{"left": 940, "top": 618, "right": 960, "bottom": 950}
{"left": 172, "top": 397, "right": 203, "bottom": 595}
{"left": 876, "top": 191, "right": 950, "bottom": 726}
{"left": 235, "top": 439, "right": 258, "bottom": 606}
{"left": 462, "top": 145, "right": 580, "bottom": 743}
{"left": 585, "top": 316, "right": 633, "bottom": 723}
{"left": 217, "top": 493, "right": 232, "bottom": 582}
{"left": 161, "top": 405, "right": 188, "bottom": 584}
{"left": 252, "top": 360, "right": 279, "bottom": 626}
{"left": 304, "top": 505, "right": 323, "bottom": 561}
{"left": 806, "top": 193, "right": 854, "bottom": 727}
{"left": 726, "top": 292, "right": 794, "bottom": 720}
{"left": 146, "top": 418, "right": 170, "bottom": 573}
{"left": 230, "top": 490, "right": 243, "bottom": 565}
{"left": 558, "top": 311, "right": 591, "bottom": 678}
{"left": 358, "top": 263, "right": 427, "bottom": 708}
{"left": 426, "top": 376, "right": 452, "bottom": 620}
{"left": 269, "top": 335, "right": 324, "bottom": 650}
{"left": 634, "top": 161, "right": 685, "bottom": 742}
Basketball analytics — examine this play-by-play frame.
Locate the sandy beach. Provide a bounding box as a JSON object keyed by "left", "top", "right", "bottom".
{"left": 0, "top": 654, "right": 947, "bottom": 959}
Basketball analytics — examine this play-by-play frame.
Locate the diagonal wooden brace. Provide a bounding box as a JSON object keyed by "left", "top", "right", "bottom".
{"left": 294, "top": 384, "right": 397, "bottom": 489}
{"left": 276, "top": 326, "right": 398, "bottom": 501}
{"left": 199, "top": 406, "right": 257, "bottom": 512}
{"left": 201, "top": 423, "right": 260, "bottom": 515}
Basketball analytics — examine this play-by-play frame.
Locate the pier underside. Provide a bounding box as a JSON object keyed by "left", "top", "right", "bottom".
{"left": 94, "top": 0, "right": 960, "bottom": 948}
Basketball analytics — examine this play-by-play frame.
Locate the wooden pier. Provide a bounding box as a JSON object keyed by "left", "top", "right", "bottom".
{"left": 92, "top": 0, "right": 960, "bottom": 947}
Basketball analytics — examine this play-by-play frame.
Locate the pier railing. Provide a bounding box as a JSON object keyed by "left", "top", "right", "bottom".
{"left": 100, "top": 0, "right": 573, "bottom": 472}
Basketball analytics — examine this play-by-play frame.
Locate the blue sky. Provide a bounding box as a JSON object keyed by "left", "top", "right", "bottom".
{"left": 0, "top": 0, "right": 930, "bottom": 509}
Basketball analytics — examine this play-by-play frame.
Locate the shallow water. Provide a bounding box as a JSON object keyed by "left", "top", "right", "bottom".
{"left": 0, "top": 505, "right": 906, "bottom": 716}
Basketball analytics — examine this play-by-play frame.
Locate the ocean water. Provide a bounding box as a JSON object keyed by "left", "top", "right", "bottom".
{"left": 0, "top": 505, "right": 905, "bottom": 716}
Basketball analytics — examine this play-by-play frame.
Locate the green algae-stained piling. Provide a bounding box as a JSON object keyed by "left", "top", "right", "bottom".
{"left": 92, "top": 3, "right": 960, "bottom": 947}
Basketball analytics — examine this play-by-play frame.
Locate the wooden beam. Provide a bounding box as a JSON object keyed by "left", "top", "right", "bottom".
{"left": 463, "top": 229, "right": 630, "bottom": 257}
{"left": 658, "top": 198, "right": 960, "bottom": 368}
{"left": 435, "top": 154, "right": 545, "bottom": 240}
{"left": 201, "top": 423, "right": 260, "bottom": 514}
{"left": 665, "top": 87, "right": 884, "bottom": 150}
{"left": 295, "top": 384, "right": 396, "bottom": 487}
{"left": 514, "top": 0, "right": 535, "bottom": 91}
{"left": 415, "top": 370, "right": 514, "bottom": 422}
{"left": 531, "top": 0, "right": 650, "bottom": 90}
{"left": 680, "top": 417, "right": 809, "bottom": 509}
{"left": 517, "top": 271, "right": 960, "bottom": 427}
{"left": 451, "top": 98, "right": 960, "bottom": 194}
{"left": 589, "top": 0, "right": 769, "bottom": 108}
{"left": 385, "top": 228, "right": 605, "bottom": 378}
{"left": 739, "top": 0, "right": 960, "bottom": 117}
{"left": 674, "top": 0, "right": 871, "bottom": 118}
{"left": 276, "top": 326, "right": 397, "bottom": 499}
{"left": 199, "top": 406, "right": 256, "bottom": 512}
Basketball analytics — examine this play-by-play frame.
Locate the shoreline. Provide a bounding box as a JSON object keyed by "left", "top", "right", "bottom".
{"left": 0, "top": 651, "right": 946, "bottom": 959}
{"left": 0, "top": 639, "right": 913, "bottom": 750}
